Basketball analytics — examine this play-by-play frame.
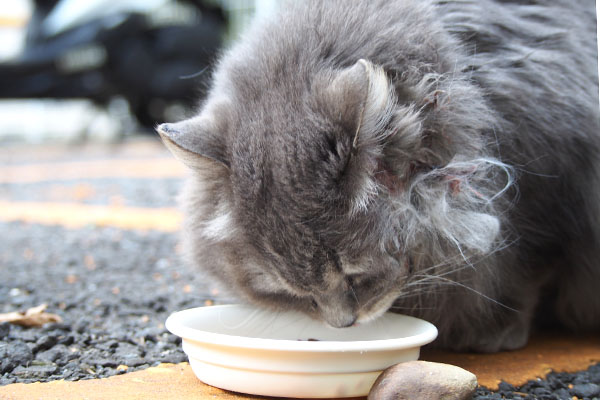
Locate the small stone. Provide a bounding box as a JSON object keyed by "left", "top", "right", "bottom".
{"left": 572, "top": 372, "right": 591, "bottom": 385}
{"left": 473, "top": 395, "right": 502, "bottom": 400}
{"left": 137, "top": 327, "right": 164, "bottom": 342}
{"left": 570, "top": 383, "right": 600, "bottom": 398}
{"left": 114, "top": 342, "right": 143, "bottom": 362}
{"left": 89, "top": 358, "right": 118, "bottom": 368}
{"left": 36, "top": 344, "right": 69, "bottom": 364}
{"left": 0, "top": 377, "right": 17, "bottom": 385}
{"left": 0, "top": 322, "right": 10, "bottom": 340}
{"left": 123, "top": 357, "right": 147, "bottom": 367}
{"left": 73, "top": 319, "right": 89, "bottom": 334}
{"left": 63, "top": 361, "right": 80, "bottom": 376}
{"left": 497, "top": 381, "right": 515, "bottom": 392}
{"left": 368, "top": 361, "right": 477, "bottom": 400}
{"left": 160, "top": 352, "right": 187, "bottom": 364}
{"left": 34, "top": 334, "right": 58, "bottom": 352}
{"left": 41, "top": 323, "right": 71, "bottom": 333}
{"left": 589, "top": 364, "right": 600, "bottom": 383}
{"left": 12, "top": 362, "right": 58, "bottom": 379}
{"left": 97, "top": 339, "right": 119, "bottom": 351}
{"left": 531, "top": 387, "right": 552, "bottom": 397}
{"left": 553, "top": 388, "right": 571, "bottom": 399}
{"left": 9, "top": 328, "right": 39, "bottom": 342}
{"left": 167, "top": 334, "right": 181, "bottom": 345}
{"left": 525, "top": 378, "right": 545, "bottom": 389}
{"left": 58, "top": 334, "right": 75, "bottom": 346}
{"left": 0, "top": 341, "right": 33, "bottom": 374}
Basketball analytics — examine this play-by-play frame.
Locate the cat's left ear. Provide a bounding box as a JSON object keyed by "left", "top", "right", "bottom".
{"left": 322, "top": 59, "right": 398, "bottom": 211}
{"left": 323, "top": 59, "right": 395, "bottom": 148}
{"left": 156, "top": 117, "right": 229, "bottom": 170}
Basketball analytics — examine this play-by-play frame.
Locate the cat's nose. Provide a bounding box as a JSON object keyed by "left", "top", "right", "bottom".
{"left": 338, "top": 315, "right": 358, "bottom": 328}
{"left": 327, "top": 313, "right": 358, "bottom": 329}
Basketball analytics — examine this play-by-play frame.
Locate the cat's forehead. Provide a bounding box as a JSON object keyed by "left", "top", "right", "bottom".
{"left": 227, "top": 92, "right": 337, "bottom": 170}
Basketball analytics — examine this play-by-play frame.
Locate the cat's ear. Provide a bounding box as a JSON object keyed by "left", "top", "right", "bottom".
{"left": 324, "top": 59, "right": 395, "bottom": 147}
{"left": 156, "top": 118, "right": 229, "bottom": 170}
{"left": 323, "top": 60, "right": 398, "bottom": 211}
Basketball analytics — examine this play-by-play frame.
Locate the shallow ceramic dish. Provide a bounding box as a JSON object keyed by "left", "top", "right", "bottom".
{"left": 165, "top": 304, "right": 437, "bottom": 398}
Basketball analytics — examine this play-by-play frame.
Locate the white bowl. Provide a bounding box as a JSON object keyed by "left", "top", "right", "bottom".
{"left": 165, "top": 304, "right": 437, "bottom": 398}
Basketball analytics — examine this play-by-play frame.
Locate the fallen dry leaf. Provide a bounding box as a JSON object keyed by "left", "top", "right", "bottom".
{"left": 0, "top": 304, "right": 62, "bottom": 327}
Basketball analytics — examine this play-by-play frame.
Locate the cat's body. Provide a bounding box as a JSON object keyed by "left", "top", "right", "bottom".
{"left": 158, "top": 0, "right": 600, "bottom": 352}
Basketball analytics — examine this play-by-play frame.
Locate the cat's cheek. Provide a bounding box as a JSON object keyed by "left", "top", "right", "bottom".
{"left": 357, "top": 289, "right": 402, "bottom": 324}
{"left": 241, "top": 264, "right": 310, "bottom": 307}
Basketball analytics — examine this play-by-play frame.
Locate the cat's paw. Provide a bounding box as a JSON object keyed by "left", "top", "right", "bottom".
{"left": 466, "top": 320, "right": 530, "bottom": 353}
{"left": 437, "top": 316, "right": 531, "bottom": 353}
{"left": 468, "top": 330, "right": 528, "bottom": 353}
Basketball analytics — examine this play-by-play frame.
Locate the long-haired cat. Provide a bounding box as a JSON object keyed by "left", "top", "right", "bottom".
{"left": 157, "top": 0, "right": 600, "bottom": 352}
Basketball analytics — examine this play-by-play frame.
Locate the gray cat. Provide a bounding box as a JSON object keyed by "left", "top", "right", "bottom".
{"left": 157, "top": 0, "right": 600, "bottom": 352}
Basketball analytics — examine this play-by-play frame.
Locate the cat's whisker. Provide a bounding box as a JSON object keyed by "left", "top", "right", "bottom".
{"left": 424, "top": 275, "right": 519, "bottom": 312}
{"left": 405, "top": 254, "right": 473, "bottom": 279}
{"left": 388, "top": 304, "right": 438, "bottom": 311}
{"left": 410, "top": 255, "right": 483, "bottom": 280}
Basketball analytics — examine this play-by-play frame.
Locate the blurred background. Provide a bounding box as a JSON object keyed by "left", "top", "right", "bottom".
{"left": 0, "top": 1, "right": 597, "bottom": 144}
{"left": 0, "top": 2, "right": 282, "bottom": 382}
{"left": 0, "top": 0, "right": 277, "bottom": 144}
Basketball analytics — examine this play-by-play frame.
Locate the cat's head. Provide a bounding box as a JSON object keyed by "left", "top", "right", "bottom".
{"left": 158, "top": 58, "right": 508, "bottom": 327}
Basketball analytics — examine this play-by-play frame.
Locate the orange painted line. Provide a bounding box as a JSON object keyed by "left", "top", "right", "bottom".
{"left": 0, "top": 16, "right": 27, "bottom": 27}
{"left": 423, "top": 333, "right": 600, "bottom": 390}
{"left": 0, "top": 363, "right": 246, "bottom": 400}
{"left": 0, "top": 201, "right": 182, "bottom": 232}
{"left": 0, "top": 158, "right": 186, "bottom": 183}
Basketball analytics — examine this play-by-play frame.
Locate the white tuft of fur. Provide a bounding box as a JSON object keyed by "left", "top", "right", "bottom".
{"left": 351, "top": 174, "right": 380, "bottom": 214}
{"left": 201, "top": 211, "right": 235, "bottom": 241}
{"left": 351, "top": 60, "right": 397, "bottom": 214}
{"left": 388, "top": 157, "right": 514, "bottom": 262}
{"left": 353, "top": 59, "right": 396, "bottom": 148}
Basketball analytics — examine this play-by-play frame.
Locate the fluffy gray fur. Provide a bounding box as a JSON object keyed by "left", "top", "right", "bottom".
{"left": 158, "top": 0, "right": 600, "bottom": 352}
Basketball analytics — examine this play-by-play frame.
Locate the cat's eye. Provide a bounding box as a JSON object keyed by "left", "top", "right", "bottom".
{"left": 407, "top": 257, "right": 414, "bottom": 275}
{"left": 347, "top": 275, "right": 356, "bottom": 288}
{"left": 326, "top": 135, "right": 340, "bottom": 159}
{"left": 310, "top": 299, "right": 319, "bottom": 310}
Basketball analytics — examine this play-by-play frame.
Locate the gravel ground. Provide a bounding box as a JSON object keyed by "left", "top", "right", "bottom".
{"left": 475, "top": 367, "right": 600, "bottom": 399}
{"left": 1, "top": 166, "right": 599, "bottom": 398}
{"left": 0, "top": 222, "right": 232, "bottom": 385}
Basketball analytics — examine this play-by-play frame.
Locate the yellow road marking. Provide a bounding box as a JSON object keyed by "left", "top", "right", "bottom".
{"left": 0, "top": 16, "right": 27, "bottom": 27}
{"left": 0, "top": 158, "right": 186, "bottom": 183}
{"left": 423, "top": 333, "right": 600, "bottom": 390}
{"left": 0, "top": 201, "right": 182, "bottom": 231}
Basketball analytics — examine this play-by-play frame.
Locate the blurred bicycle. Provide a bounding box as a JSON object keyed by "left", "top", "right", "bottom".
{"left": 0, "top": 0, "right": 226, "bottom": 128}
